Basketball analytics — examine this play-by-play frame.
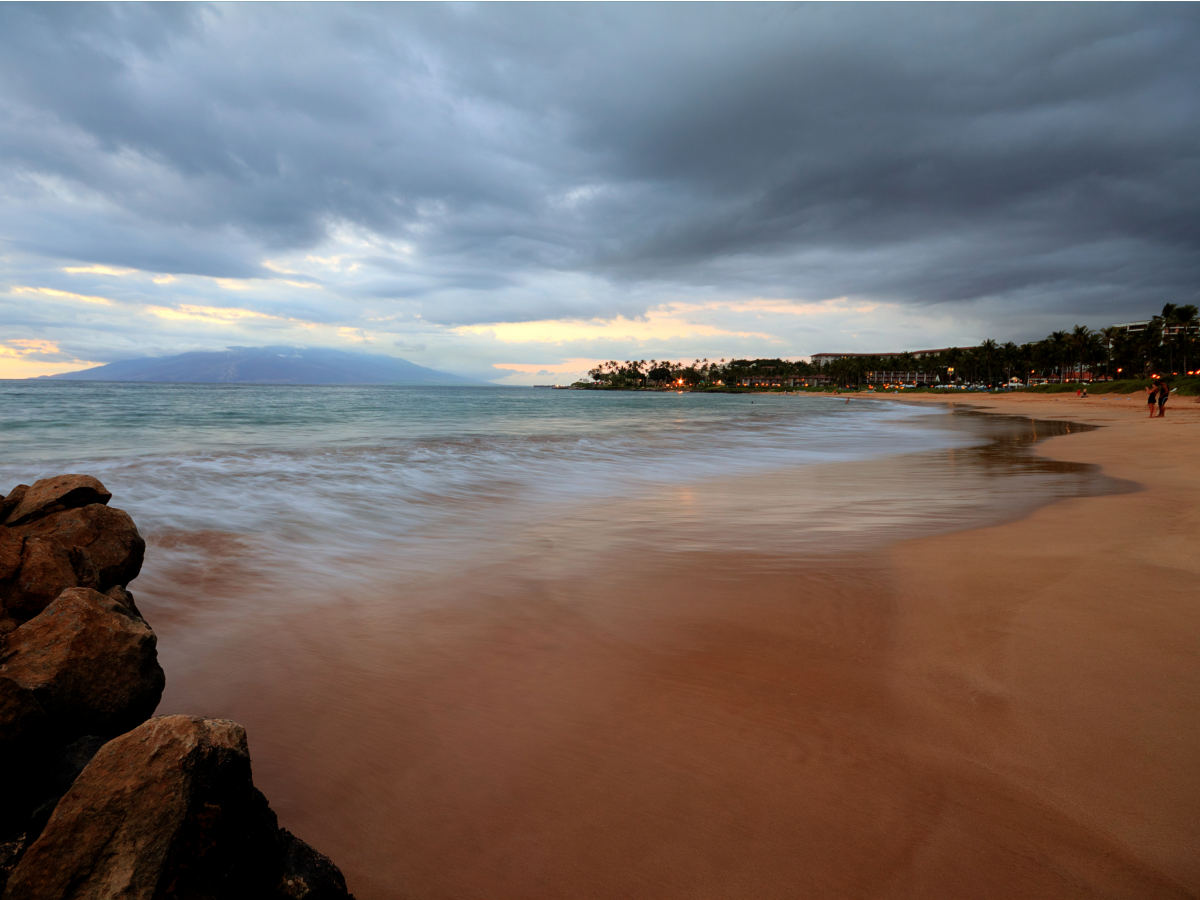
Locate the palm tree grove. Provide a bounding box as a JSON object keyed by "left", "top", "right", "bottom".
{"left": 585, "top": 304, "right": 1200, "bottom": 393}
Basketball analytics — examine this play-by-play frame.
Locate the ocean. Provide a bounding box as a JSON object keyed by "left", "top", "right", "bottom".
{"left": 2, "top": 380, "right": 1130, "bottom": 897}
{"left": 1, "top": 381, "right": 1120, "bottom": 621}
{"left": 1, "top": 381, "right": 1109, "bottom": 556}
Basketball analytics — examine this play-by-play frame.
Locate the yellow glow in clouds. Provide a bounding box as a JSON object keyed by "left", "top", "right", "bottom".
{"left": 455, "top": 306, "right": 771, "bottom": 344}
{"left": 0, "top": 339, "right": 99, "bottom": 379}
{"left": 11, "top": 286, "right": 113, "bottom": 306}
{"left": 147, "top": 304, "right": 292, "bottom": 324}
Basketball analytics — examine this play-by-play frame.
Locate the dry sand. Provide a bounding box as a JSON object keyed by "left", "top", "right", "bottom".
{"left": 872, "top": 390, "right": 1200, "bottom": 897}
{"left": 155, "top": 392, "right": 1200, "bottom": 899}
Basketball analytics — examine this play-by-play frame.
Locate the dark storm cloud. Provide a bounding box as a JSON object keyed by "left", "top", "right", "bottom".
{"left": 1, "top": 2, "right": 1197, "bottom": 330}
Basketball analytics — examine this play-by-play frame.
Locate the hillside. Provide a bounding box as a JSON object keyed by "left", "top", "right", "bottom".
{"left": 44, "top": 346, "right": 483, "bottom": 385}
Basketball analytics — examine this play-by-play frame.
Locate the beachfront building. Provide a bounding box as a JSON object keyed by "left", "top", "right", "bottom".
{"left": 1113, "top": 320, "right": 1200, "bottom": 338}
{"left": 738, "top": 374, "right": 833, "bottom": 387}
{"left": 812, "top": 347, "right": 977, "bottom": 365}
{"left": 864, "top": 371, "right": 941, "bottom": 385}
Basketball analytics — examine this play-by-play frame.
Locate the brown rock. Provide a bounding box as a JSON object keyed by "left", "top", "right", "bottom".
{"left": 2, "top": 505, "right": 145, "bottom": 621}
{"left": 4, "top": 476, "right": 111, "bottom": 528}
{"left": 4, "top": 715, "right": 353, "bottom": 900}
{"left": 0, "top": 587, "right": 163, "bottom": 741}
{"left": 3, "top": 539, "right": 77, "bottom": 620}
{"left": 16, "top": 504, "right": 143, "bottom": 590}
{"left": 0, "top": 838, "right": 24, "bottom": 899}
{"left": 0, "top": 675, "right": 45, "bottom": 761}
{"left": 277, "top": 830, "right": 355, "bottom": 900}
{"left": 0, "top": 734, "right": 109, "bottom": 893}
{"left": 0, "top": 535, "right": 22, "bottom": 614}
{"left": 104, "top": 584, "right": 144, "bottom": 619}
{"left": 0, "top": 486, "right": 29, "bottom": 527}
{"left": 0, "top": 678, "right": 47, "bottom": 883}
{"left": 0, "top": 530, "right": 22, "bottom": 583}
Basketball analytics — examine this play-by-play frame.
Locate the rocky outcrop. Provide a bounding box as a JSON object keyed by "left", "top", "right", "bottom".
{"left": 0, "top": 587, "right": 164, "bottom": 742}
{"left": 0, "top": 675, "right": 45, "bottom": 761}
{"left": 2, "top": 475, "right": 112, "bottom": 528}
{"left": 5, "top": 716, "right": 351, "bottom": 900}
{"left": 0, "top": 487, "right": 28, "bottom": 528}
{"left": 0, "top": 478, "right": 354, "bottom": 899}
{"left": 0, "top": 479, "right": 145, "bottom": 625}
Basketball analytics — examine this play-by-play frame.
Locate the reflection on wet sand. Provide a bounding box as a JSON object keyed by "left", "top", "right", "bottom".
{"left": 141, "top": 414, "right": 1166, "bottom": 899}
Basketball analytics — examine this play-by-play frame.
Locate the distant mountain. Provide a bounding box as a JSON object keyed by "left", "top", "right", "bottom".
{"left": 43, "top": 346, "right": 484, "bottom": 385}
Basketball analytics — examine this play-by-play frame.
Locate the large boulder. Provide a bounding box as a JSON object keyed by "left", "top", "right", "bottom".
{"left": 2, "top": 476, "right": 111, "bottom": 527}
{"left": 0, "top": 532, "right": 23, "bottom": 635}
{"left": 1, "top": 505, "right": 144, "bottom": 621}
{"left": 0, "top": 530, "right": 22, "bottom": 582}
{"left": 0, "top": 487, "right": 29, "bottom": 528}
{"left": 0, "top": 675, "right": 45, "bottom": 763}
{"left": 4, "top": 716, "right": 354, "bottom": 900}
{"left": 0, "top": 733, "right": 107, "bottom": 892}
{"left": 0, "top": 587, "right": 164, "bottom": 742}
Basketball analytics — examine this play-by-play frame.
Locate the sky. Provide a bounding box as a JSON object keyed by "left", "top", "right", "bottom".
{"left": 1, "top": 3, "right": 1198, "bottom": 383}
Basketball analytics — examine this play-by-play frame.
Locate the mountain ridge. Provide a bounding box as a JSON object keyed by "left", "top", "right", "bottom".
{"left": 42, "top": 346, "right": 486, "bottom": 385}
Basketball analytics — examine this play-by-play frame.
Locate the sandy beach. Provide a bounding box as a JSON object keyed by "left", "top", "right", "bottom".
{"left": 144, "top": 393, "right": 1200, "bottom": 899}
{"left": 872, "top": 391, "right": 1200, "bottom": 896}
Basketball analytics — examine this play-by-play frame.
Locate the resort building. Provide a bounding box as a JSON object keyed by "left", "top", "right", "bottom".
{"left": 811, "top": 347, "right": 977, "bottom": 365}
{"left": 1113, "top": 320, "right": 1199, "bottom": 338}
{"left": 863, "top": 371, "right": 942, "bottom": 385}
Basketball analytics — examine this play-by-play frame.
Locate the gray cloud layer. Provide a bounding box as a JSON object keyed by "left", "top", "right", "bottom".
{"left": 1, "top": 2, "right": 1198, "bottom": 334}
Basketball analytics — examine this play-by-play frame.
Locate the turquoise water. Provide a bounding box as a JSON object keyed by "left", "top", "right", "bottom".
{"left": 0, "top": 381, "right": 967, "bottom": 536}
{"left": 0, "top": 381, "right": 1111, "bottom": 617}
{"left": 1, "top": 381, "right": 949, "bottom": 462}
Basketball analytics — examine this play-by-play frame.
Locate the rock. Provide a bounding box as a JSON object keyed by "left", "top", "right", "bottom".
{"left": 0, "top": 838, "right": 24, "bottom": 899}
{"left": 0, "top": 587, "right": 164, "bottom": 742}
{"left": 0, "top": 486, "right": 29, "bottom": 527}
{"left": 0, "top": 530, "right": 22, "bottom": 582}
{"left": 2, "top": 538, "right": 77, "bottom": 620}
{"left": 3, "top": 476, "right": 111, "bottom": 528}
{"left": 104, "top": 584, "right": 144, "bottom": 619}
{"left": 278, "top": 830, "right": 355, "bottom": 900}
{"left": 0, "top": 734, "right": 108, "bottom": 892}
{"left": 0, "top": 678, "right": 47, "bottom": 894}
{"left": 4, "top": 716, "right": 354, "bottom": 900}
{"left": 17, "top": 504, "right": 144, "bottom": 593}
{"left": 23, "top": 735, "right": 108, "bottom": 847}
{"left": 1, "top": 505, "right": 145, "bottom": 621}
{"left": 0, "top": 676, "right": 46, "bottom": 762}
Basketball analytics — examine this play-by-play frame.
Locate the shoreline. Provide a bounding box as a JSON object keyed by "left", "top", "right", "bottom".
{"left": 136, "top": 398, "right": 1199, "bottom": 898}
{"left": 876, "top": 390, "right": 1200, "bottom": 894}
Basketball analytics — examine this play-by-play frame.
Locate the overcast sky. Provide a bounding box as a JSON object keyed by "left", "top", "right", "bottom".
{"left": 1, "top": 3, "right": 1197, "bottom": 382}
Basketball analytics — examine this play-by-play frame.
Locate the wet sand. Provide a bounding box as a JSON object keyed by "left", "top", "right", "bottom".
{"left": 149, "top": 396, "right": 1200, "bottom": 899}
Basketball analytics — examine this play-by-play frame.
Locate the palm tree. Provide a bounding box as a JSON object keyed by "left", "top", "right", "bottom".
{"left": 1068, "top": 325, "right": 1091, "bottom": 382}
{"left": 979, "top": 339, "right": 998, "bottom": 385}
{"left": 999, "top": 342, "right": 1018, "bottom": 384}
{"left": 1048, "top": 331, "right": 1068, "bottom": 381}
{"left": 1100, "top": 327, "right": 1120, "bottom": 379}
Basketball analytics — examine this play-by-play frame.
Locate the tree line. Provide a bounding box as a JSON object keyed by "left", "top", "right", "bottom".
{"left": 586, "top": 304, "right": 1199, "bottom": 389}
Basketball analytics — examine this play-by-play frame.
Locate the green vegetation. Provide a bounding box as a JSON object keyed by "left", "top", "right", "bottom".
{"left": 582, "top": 305, "right": 1199, "bottom": 392}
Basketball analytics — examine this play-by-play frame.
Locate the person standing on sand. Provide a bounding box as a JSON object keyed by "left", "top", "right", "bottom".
{"left": 1157, "top": 382, "right": 1170, "bottom": 417}
{"left": 1147, "top": 382, "right": 1160, "bottom": 417}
